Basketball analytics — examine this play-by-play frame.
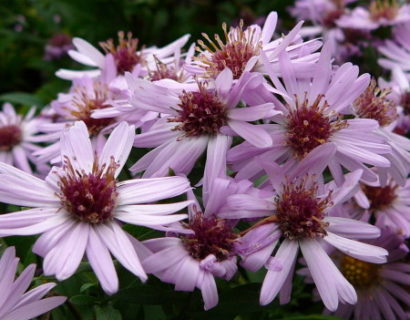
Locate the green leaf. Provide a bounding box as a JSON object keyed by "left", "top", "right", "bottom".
{"left": 95, "top": 305, "right": 122, "bottom": 320}
{"left": 80, "top": 282, "right": 97, "bottom": 293}
{"left": 0, "top": 92, "right": 44, "bottom": 107}
{"left": 70, "top": 295, "right": 99, "bottom": 306}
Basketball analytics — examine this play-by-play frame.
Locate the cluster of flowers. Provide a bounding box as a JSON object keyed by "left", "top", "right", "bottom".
{"left": 1, "top": 4, "right": 410, "bottom": 319}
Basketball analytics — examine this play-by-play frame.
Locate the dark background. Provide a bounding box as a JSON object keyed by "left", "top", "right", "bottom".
{"left": 0, "top": 0, "right": 294, "bottom": 107}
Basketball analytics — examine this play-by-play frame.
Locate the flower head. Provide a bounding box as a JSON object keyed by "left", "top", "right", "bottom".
{"left": 0, "top": 103, "right": 44, "bottom": 173}
{"left": 0, "top": 121, "right": 192, "bottom": 294}
{"left": 0, "top": 247, "right": 66, "bottom": 320}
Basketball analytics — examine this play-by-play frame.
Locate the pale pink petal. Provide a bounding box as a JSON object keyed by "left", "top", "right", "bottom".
{"left": 228, "top": 103, "right": 278, "bottom": 121}
{"left": 43, "top": 222, "right": 89, "bottom": 280}
{"left": 324, "top": 217, "right": 381, "bottom": 239}
{"left": 324, "top": 231, "right": 388, "bottom": 263}
{"left": 72, "top": 37, "right": 104, "bottom": 66}
{"left": 228, "top": 120, "right": 272, "bottom": 148}
{"left": 60, "top": 121, "right": 94, "bottom": 173}
{"left": 300, "top": 239, "right": 340, "bottom": 311}
{"left": 174, "top": 256, "right": 199, "bottom": 292}
{"left": 0, "top": 214, "right": 70, "bottom": 236}
{"left": 261, "top": 11, "right": 278, "bottom": 44}
{"left": 260, "top": 240, "right": 298, "bottom": 305}
{"left": 2, "top": 296, "right": 66, "bottom": 320}
{"left": 99, "top": 122, "right": 135, "bottom": 177}
{"left": 86, "top": 227, "right": 118, "bottom": 295}
{"left": 95, "top": 222, "right": 147, "bottom": 281}
{"left": 215, "top": 68, "right": 233, "bottom": 98}
{"left": 117, "top": 176, "right": 190, "bottom": 205}
{"left": 199, "top": 272, "right": 218, "bottom": 310}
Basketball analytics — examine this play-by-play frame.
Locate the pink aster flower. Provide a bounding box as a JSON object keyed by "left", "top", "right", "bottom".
{"left": 289, "top": 0, "right": 369, "bottom": 63}
{"left": 228, "top": 43, "right": 391, "bottom": 185}
{"left": 378, "top": 22, "right": 410, "bottom": 71}
{"left": 0, "top": 121, "right": 192, "bottom": 294}
{"left": 186, "top": 11, "right": 322, "bottom": 80}
{"left": 35, "top": 62, "right": 156, "bottom": 164}
{"left": 319, "top": 228, "right": 410, "bottom": 320}
{"left": 337, "top": 1, "right": 410, "bottom": 30}
{"left": 346, "top": 174, "right": 410, "bottom": 237}
{"left": 142, "top": 177, "right": 257, "bottom": 310}
{"left": 352, "top": 78, "right": 410, "bottom": 185}
{"left": 0, "top": 103, "right": 45, "bottom": 174}
{"left": 0, "top": 246, "right": 66, "bottom": 320}
{"left": 128, "top": 68, "right": 277, "bottom": 178}
{"left": 56, "top": 31, "right": 190, "bottom": 80}
{"left": 223, "top": 152, "right": 388, "bottom": 311}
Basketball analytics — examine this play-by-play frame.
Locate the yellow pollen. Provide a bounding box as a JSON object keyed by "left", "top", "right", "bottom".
{"left": 340, "top": 255, "right": 380, "bottom": 289}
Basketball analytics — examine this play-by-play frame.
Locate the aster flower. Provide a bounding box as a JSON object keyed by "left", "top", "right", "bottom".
{"left": 228, "top": 43, "right": 391, "bottom": 185}
{"left": 128, "top": 68, "right": 277, "bottom": 178}
{"left": 337, "top": 1, "right": 410, "bottom": 31}
{"left": 0, "top": 246, "right": 66, "bottom": 320}
{"left": 289, "top": 0, "right": 369, "bottom": 63}
{"left": 320, "top": 228, "right": 410, "bottom": 320}
{"left": 44, "top": 33, "right": 74, "bottom": 61}
{"left": 56, "top": 31, "right": 190, "bottom": 80}
{"left": 142, "top": 177, "right": 258, "bottom": 310}
{"left": 378, "top": 22, "right": 410, "bottom": 71}
{"left": 379, "top": 67, "right": 410, "bottom": 135}
{"left": 352, "top": 78, "right": 410, "bottom": 185}
{"left": 186, "top": 11, "right": 322, "bottom": 80}
{"left": 345, "top": 174, "right": 410, "bottom": 237}
{"left": 0, "top": 121, "right": 192, "bottom": 294}
{"left": 34, "top": 63, "right": 156, "bottom": 164}
{"left": 0, "top": 103, "right": 45, "bottom": 174}
{"left": 223, "top": 151, "right": 388, "bottom": 311}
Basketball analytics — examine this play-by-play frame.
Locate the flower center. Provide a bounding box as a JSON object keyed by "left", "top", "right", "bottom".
{"left": 354, "top": 80, "right": 397, "bottom": 127}
{"left": 100, "top": 31, "right": 144, "bottom": 75}
{"left": 58, "top": 157, "right": 118, "bottom": 224}
{"left": 196, "top": 20, "right": 261, "bottom": 79}
{"left": 0, "top": 125, "right": 22, "bottom": 151}
{"left": 169, "top": 83, "right": 228, "bottom": 137}
{"left": 340, "top": 255, "right": 380, "bottom": 289}
{"left": 275, "top": 179, "right": 331, "bottom": 240}
{"left": 70, "top": 82, "right": 115, "bottom": 136}
{"left": 181, "top": 212, "right": 236, "bottom": 261}
{"left": 322, "top": 9, "right": 344, "bottom": 28}
{"left": 361, "top": 183, "right": 397, "bottom": 212}
{"left": 400, "top": 91, "right": 410, "bottom": 115}
{"left": 286, "top": 94, "right": 347, "bottom": 158}
{"left": 149, "top": 57, "right": 182, "bottom": 82}
{"left": 369, "top": 0, "right": 399, "bottom": 22}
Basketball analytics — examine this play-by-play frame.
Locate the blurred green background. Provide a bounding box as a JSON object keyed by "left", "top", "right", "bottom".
{"left": 0, "top": 0, "right": 295, "bottom": 108}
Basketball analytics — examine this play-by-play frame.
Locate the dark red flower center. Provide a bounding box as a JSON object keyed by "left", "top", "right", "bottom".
{"left": 400, "top": 91, "right": 410, "bottom": 115}
{"left": 169, "top": 84, "right": 228, "bottom": 137}
{"left": 354, "top": 80, "right": 398, "bottom": 127}
{"left": 322, "top": 9, "right": 344, "bottom": 28}
{"left": 340, "top": 255, "right": 380, "bottom": 289}
{"left": 70, "top": 82, "right": 115, "bottom": 136}
{"left": 149, "top": 58, "right": 182, "bottom": 82}
{"left": 361, "top": 183, "right": 398, "bottom": 212}
{"left": 182, "top": 212, "right": 236, "bottom": 261}
{"left": 100, "top": 31, "right": 144, "bottom": 75}
{"left": 196, "top": 20, "right": 261, "bottom": 79}
{"left": 286, "top": 94, "right": 347, "bottom": 158}
{"left": 58, "top": 157, "right": 118, "bottom": 224}
{"left": 0, "top": 125, "right": 22, "bottom": 151}
{"left": 275, "top": 179, "right": 331, "bottom": 240}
